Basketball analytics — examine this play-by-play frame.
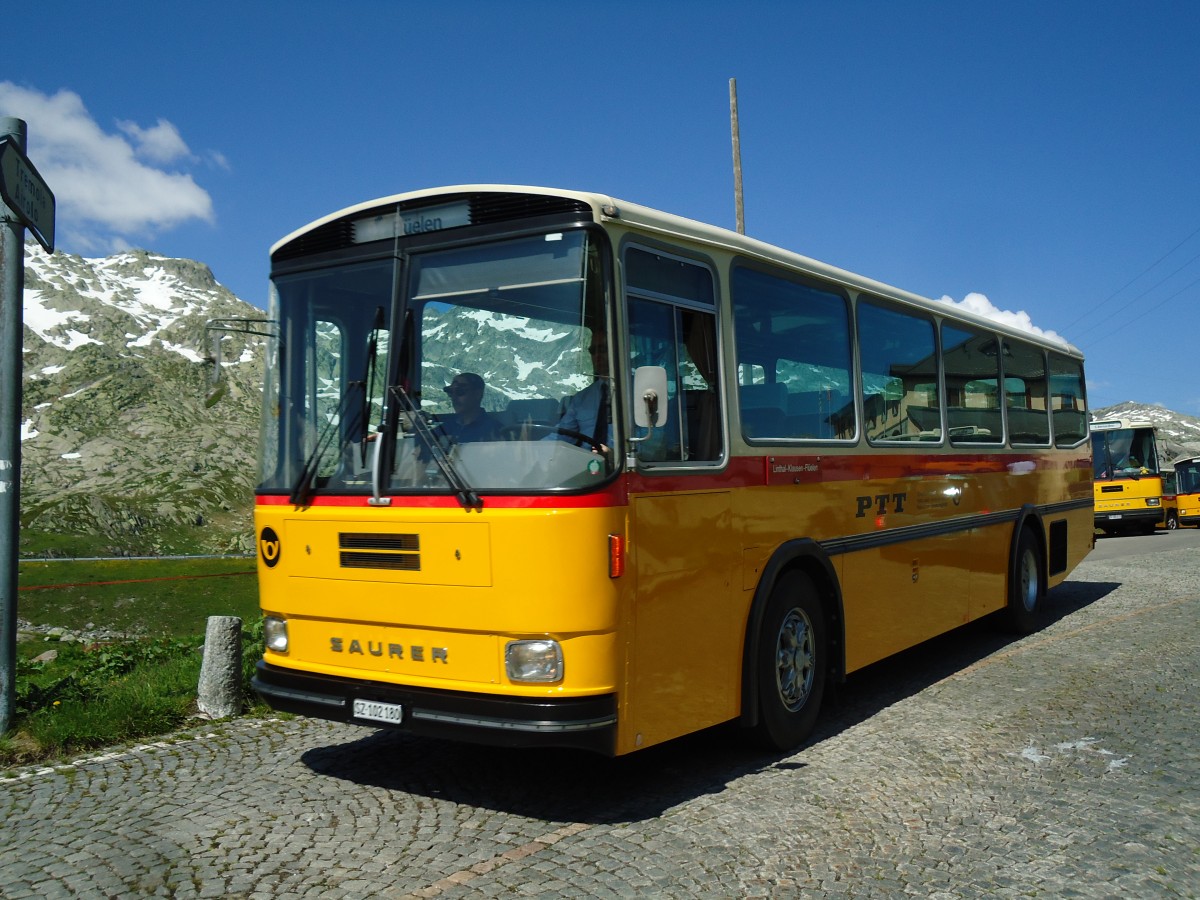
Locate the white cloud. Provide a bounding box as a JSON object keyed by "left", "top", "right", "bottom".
{"left": 938, "top": 292, "right": 1068, "bottom": 346}
{"left": 117, "top": 118, "right": 191, "bottom": 164}
{"left": 0, "top": 82, "right": 216, "bottom": 251}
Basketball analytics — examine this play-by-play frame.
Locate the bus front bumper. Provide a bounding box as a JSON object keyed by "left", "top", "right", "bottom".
{"left": 252, "top": 660, "right": 617, "bottom": 755}
{"left": 1094, "top": 508, "right": 1163, "bottom": 528}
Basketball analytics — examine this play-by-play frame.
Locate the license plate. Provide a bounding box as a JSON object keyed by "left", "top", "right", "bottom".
{"left": 1107, "top": 514, "right": 1123, "bottom": 520}
{"left": 352, "top": 698, "right": 404, "bottom": 725}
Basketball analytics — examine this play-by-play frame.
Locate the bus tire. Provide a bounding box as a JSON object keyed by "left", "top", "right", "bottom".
{"left": 1001, "top": 527, "right": 1044, "bottom": 634}
{"left": 753, "top": 571, "right": 827, "bottom": 751}
{"left": 1165, "top": 510, "right": 1179, "bottom": 531}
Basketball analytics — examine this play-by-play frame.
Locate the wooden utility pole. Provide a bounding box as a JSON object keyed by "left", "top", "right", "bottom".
{"left": 729, "top": 78, "right": 745, "bottom": 235}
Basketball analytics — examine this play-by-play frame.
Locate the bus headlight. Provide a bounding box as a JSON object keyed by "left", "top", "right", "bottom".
{"left": 505, "top": 639, "right": 563, "bottom": 683}
{"left": 1146, "top": 498, "right": 1161, "bottom": 507}
{"left": 263, "top": 617, "right": 289, "bottom": 653}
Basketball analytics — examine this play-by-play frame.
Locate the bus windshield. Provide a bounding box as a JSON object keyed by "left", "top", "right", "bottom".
{"left": 259, "top": 229, "right": 616, "bottom": 498}
{"left": 1177, "top": 458, "right": 1200, "bottom": 494}
{"left": 1091, "top": 426, "right": 1159, "bottom": 480}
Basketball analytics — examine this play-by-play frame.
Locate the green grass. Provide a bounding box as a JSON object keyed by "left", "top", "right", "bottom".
{"left": 17, "top": 556, "right": 259, "bottom": 636}
{"left": 3, "top": 557, "right": 267, "bottom": 770}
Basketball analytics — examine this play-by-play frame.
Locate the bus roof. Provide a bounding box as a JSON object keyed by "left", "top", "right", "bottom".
{"left": 272, "top": 184, "right": 1082, "bottom": 357}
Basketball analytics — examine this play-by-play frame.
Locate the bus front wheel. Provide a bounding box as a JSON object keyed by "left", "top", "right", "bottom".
{"left": 753, "top": 571, "right": 828, "bottom": 751}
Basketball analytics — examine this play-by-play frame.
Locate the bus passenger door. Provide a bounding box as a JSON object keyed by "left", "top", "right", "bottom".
{"left": 621, "top": 246, "right": 731, "bottom": 751}
{"left": 629, "top": 490, "right": 736, "bottom": 751}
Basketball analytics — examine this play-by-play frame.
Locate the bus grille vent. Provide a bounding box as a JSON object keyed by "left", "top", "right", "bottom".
{"left": 469, "top": 193, "right": 592, "bottom": 225}
{"left": 272, "top": 219, "right": 356, "bottom": 262}
{"left": 340, "top": 551, "right": 420, "bottom": 571}
{"left": 338, "top": 532, "right": 420, "bottom": 570}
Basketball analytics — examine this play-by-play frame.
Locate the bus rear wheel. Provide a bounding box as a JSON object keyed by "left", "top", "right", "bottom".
{"left": 1001, "top": 527, "right": 1044, "bottom": 634}
{"left": 753, "top": 571, "right": 827, "bottom": 751}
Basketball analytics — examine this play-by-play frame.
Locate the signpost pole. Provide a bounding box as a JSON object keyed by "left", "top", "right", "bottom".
{"left": 0, "top": 117, "right": 41, "bottom": 734}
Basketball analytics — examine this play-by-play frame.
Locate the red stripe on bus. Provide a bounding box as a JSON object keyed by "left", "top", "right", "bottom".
{"left": 256, "top": 484, "right": 627, "bottom": 509}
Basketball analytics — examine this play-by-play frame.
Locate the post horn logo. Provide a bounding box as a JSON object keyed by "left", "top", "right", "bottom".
{"left": 259, "top": 527, "right": 281, "bottom": 567}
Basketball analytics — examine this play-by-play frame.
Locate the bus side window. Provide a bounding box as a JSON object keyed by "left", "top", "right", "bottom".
{"left": 625, "top": 247, "right": 724, "bottom": 465}
{"left": 1003, "top": 340, "right": 1050, "bottom": 446}
{"left": 857, "top": 298, "right": 940, "bottom": 444}
{"left": 732, "top": 265, "right": 853, "bottom": 442}
{"left": 1049, "top": 354, "right": 1087, "bottom": 447}
{"left": 943, "top": 325, "right": 1003, "bottom": 445}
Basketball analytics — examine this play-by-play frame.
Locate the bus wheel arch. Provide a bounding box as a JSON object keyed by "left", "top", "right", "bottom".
{"left": 1001, "top": 509, "right": 1046, "bottom": 634}
{"left": 740, "top": 540, "right": 844, "bottom": 749}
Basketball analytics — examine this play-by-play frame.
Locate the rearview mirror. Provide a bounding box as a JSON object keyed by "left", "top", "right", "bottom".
{"left": 201, "top": 317, "right": 277, "bottom": 406}
{"left": 633, "top": 366, "right": 668, "bottom": 428}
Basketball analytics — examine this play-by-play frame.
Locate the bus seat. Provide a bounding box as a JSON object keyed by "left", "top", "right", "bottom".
{"left": 785, "top": 390, "right": 845, "bottom": 438}
{"left": 1052, "top": 409, "right": 1087, "bottom": 444}
{"left": 1007, "top": 407, "right": 1050, "bottom": 443}
{"left": 739, "top": 383, "right": 787, "bottom": 439}
{"left": 905, "top": 404, "right": 941, "bottom": 433}
{"left": 742, "top": 409, "right": 785, "bottom": 439}
{"left": 739, "top": 382, "right": 787, "bottom": 412}
{"left": 780, "top": 414, "right": 822, "bottom": 438}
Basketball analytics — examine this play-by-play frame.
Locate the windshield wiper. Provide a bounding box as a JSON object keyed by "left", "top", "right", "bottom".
{"left": 390, "top": 383, "right": 482, "bottom": 511}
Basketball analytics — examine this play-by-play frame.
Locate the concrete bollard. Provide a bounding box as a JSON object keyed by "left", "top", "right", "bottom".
{"left": 197, "top": 615, "right": 243, "bottom": 719}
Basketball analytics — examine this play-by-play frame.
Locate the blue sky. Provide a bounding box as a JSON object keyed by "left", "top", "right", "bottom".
{"left": 5, "top": 1, "right": 1200, "bottom": 414}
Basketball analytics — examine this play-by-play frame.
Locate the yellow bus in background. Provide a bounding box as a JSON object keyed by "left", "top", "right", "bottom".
{"left": 1159, "top": 469, "right": 1178, "bottom": 530}
{"left": 1173, "top": 455, "right": 1200, "bottom": 528}
{"left": 249, "top": 185, "right": 1093, "bottom": 756}
{"left": 1090, "top": 418, "right": 1163, "bottom": 535}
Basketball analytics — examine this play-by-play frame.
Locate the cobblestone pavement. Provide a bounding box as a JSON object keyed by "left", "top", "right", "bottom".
{"left": 2, "top": 543, "right": 1198, "bottom": 899}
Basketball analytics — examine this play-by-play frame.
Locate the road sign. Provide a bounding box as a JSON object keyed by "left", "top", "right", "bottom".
{"left": 0, "top": 136, "right": 55, "bottom": 252}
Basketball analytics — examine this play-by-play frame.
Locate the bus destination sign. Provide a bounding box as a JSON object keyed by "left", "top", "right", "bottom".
{"left": 353, "top": 201, "right": 471, "bottom": 244}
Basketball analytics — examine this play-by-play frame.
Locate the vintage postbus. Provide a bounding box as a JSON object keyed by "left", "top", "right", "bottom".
{"left": 1090, "top": 418, "right": 1163, "bottom": 535}
{"left": 1171, "top": 455, "right": 1200, "bottom": 528}
{"left": 247, "top": 185, "right": 1093, "bottom": 755}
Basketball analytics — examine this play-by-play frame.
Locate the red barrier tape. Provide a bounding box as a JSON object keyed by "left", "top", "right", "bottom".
{"left": 18, "top": 571, "right": 255, "bottom": 592}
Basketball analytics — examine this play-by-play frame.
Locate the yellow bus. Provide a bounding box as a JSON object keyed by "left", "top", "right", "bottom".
{"left": 1090, "top": 418, "right": 1163, "bottom": 535}
{"left": 1159, "top": 469, "right": 1178, "bottom": 530}
{"left": 1173, "top": 455, "right": 1200, "bottom": 528}
{"left": 249, "top": 185, "right": 1093, "bottom": 756}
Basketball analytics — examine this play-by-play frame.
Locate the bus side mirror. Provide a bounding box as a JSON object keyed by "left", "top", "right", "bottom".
{"left": 203, "top": 327, "right": 228, "bottom": 408}
{"left": 633, "top": 366, "right": 668, "bottom": 428}
{"left": 201, "top": 316, "right": 278, "bottom": 407}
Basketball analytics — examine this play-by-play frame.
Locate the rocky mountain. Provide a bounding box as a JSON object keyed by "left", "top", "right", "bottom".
{"left": 1090, "top": 401, "right": 1200, "bottom": 466}
{"left": 20, "top": 243, "right": 265, "bottom": 556}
